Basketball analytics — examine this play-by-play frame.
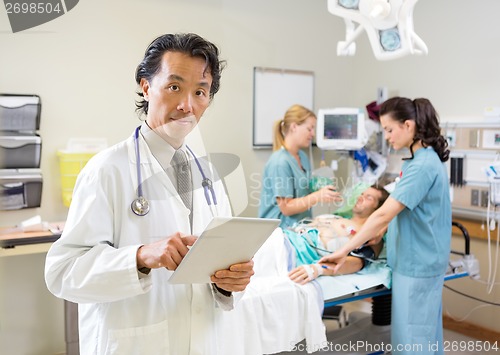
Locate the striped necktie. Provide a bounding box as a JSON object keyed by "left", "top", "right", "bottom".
{"left": 172, "top": 149, "right": 193, "bottom": 223}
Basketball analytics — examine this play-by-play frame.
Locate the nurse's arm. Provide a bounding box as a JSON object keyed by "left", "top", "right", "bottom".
{"left": 366, "top": 225, "right": 388, "bottom": 246}
{"left": 277, "top": 185, "right": 341, "bottom": 216}
{"left": 320, "top": 197, "right": 404, "bottom": 272}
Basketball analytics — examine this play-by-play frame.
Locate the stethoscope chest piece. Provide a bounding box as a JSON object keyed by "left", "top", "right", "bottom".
{"left": 131, "top": 196, "right": 150, "bottom": 216}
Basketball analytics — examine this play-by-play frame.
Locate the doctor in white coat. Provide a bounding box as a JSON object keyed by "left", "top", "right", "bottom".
{"left": 45, "top": 33, "right": 254, "bottom": 355}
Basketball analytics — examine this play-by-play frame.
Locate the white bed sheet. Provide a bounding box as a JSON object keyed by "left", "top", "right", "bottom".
{"left": 217, "top": 228, "right": 327, "bottom": 355}
{"left": 317, "top": 261, "right": 392, "bottom": 301}
{"left": 217, "top": 227, "right": 392, "bottom": 354}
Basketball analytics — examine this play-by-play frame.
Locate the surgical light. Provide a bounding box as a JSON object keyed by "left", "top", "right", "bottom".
{"left": 380, "top": 28, "right": 401, "bottom": 51}
{"left": 327, "top": 0, "right": 428, "bottom": 60}
{"left": 339, "top": 0, "right": 359, "bottom": 9}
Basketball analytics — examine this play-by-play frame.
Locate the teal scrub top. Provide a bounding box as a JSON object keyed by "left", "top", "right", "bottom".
{"left": 387, "top": 147, "right": 452, "bottom": 277}
{"left": 284, "top": 228, "right": 322, "bottom": 266}
{"left": 258, "top": 147, "right": 312, "bottom": 229}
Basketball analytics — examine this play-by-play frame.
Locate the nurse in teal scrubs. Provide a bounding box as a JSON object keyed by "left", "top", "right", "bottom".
{"left": 258, "top": 104, "right": 341, "bottom": 229}
{"left": 320, "top": 97, "right": 451, "bottom": 355}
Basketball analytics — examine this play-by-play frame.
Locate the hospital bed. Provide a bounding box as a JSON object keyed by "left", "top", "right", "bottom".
{"left": 322, "top": 221, "right": 474, "bottom": 306}
{"left": 219, "top": 221, "right": 477, "bottom": 355}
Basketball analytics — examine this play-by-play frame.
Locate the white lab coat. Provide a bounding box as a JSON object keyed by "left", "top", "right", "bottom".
{"left": 45, "top": 130, "right": 235, "bottom": 355}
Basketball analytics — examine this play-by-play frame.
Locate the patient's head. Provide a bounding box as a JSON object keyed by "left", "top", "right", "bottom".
{"left": 352, "top": 186, "right": 389, "bottom": 218}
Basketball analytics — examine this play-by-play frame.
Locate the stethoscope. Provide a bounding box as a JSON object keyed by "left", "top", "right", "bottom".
{"left": 130, "top": 125, "right": 217, "bottom": 216}
{"left": 299, "top": 230, "right": 385, "bottom": 264}
{"left": 289, "top": 220, "right": 385, "bottom": 264}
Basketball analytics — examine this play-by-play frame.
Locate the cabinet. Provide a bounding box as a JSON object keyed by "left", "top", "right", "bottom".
{"left": 0, "top": 94, "right": 43, "bottom": 210}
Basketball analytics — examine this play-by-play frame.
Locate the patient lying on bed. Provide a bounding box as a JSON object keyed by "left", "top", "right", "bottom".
{"left": 285, "top": 185, "right": 389, "bottom": 285}
{"left": 217, "top": 185, "right": 390, "bottom": 354}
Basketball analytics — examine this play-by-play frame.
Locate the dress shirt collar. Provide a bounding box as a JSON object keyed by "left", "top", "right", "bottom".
{"left": 139, "top": 121, "right": 188, "bottom": 169}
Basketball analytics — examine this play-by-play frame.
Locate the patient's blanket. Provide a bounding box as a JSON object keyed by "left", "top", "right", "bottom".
{"left": 218, "top": 228, "right": 392, "bottom": 354}
{"left": 218, "top": 228, "right": 326, "bottom": 355}
{"left": 218, "top": 277, "right": 325, "bottom": 354}
{"left": 317, "top": 261, "right": 392, "bottom": 301}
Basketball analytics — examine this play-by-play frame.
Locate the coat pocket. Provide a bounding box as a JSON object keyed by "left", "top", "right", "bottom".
{"left": 104, "top": 319, "right": 169, "bottom": 355}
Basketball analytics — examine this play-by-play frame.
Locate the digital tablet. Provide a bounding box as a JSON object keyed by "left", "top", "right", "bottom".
{"left": 168, "top": 216, "right": 280, "bottom": 284}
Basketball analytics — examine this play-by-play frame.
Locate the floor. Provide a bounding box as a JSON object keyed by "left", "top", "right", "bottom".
{"left": 276, "top": 300, "right": 493, "bottom": 354}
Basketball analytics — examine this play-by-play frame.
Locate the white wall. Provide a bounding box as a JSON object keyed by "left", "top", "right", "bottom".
{"left": 1, "top": 0, "right": 499, "bottom": 353}
{"left": 348, "top": 1, "right": 500, "bottom": 121}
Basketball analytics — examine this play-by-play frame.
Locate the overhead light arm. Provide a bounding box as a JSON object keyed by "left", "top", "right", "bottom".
{"left": 328, "top": 0, "right": 428, "bottom": 60}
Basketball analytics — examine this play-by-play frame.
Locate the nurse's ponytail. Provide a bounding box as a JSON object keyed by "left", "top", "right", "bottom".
{"left": 272, "top": 119, "right": 286, "bottom": 151}
{"left": 380, "top": 97, "right": 450, "bottom": 162}
{"left": 271, "top": 104, "right": 316, "bottom": 151}
{"left": 413, "top": 98, "right": 449, "bottom": 162}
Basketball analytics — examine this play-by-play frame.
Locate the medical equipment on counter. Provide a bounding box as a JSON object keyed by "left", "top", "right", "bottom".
{"left": 316, "top": 107, "right": 367, "bottom": 151}
{"left": 327, "top": 0, "right": 428, "bottom": 60}
{"left": 0, "top": 215, "right": 49, "bottom": 235}
{"left": 0, "top": 218, "right": 64, "bottom": 249}
{"left": 131, "top": 126, "right": 217, "bottom": 217}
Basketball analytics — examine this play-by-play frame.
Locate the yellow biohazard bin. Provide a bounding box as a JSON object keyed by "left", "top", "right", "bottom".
{"left": 57, "top": 138, "right": 107, "bottom": 207}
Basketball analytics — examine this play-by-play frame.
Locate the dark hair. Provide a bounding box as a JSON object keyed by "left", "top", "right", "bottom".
{"left": 380, "top": 97, "right": 449, "bottom": 162}
{"left": 135, "top": 33, "right": 226, "bottom": 116}
{"left": 370, "top": 184, "right": 390, "bottom": 208}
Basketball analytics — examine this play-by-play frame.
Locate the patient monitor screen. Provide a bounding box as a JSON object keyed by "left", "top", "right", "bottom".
{"left": 316, "top": 108, "right": 365, "bottom": 150}
{"left": 324, "top": 114, "right": 358, "bottom": 140}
